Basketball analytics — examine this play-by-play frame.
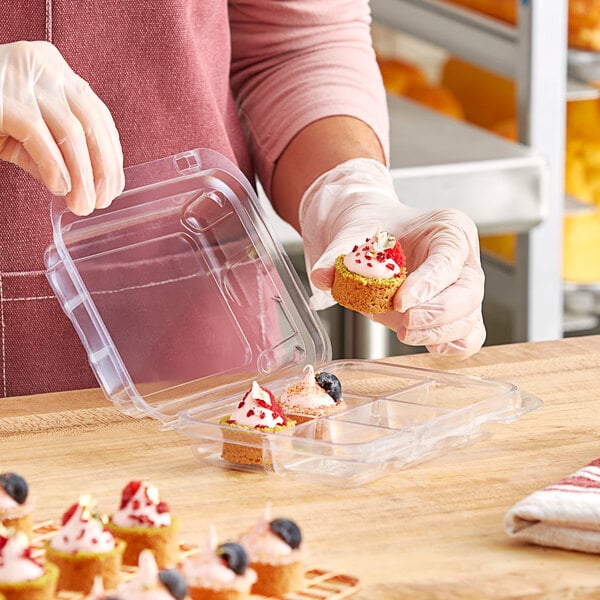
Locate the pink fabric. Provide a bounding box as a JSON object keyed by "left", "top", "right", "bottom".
{"left": 0, "top": 0, "right": 388, "bottom": 397}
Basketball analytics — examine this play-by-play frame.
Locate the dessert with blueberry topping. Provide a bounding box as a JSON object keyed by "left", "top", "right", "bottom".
{"left": 183, "top": 526, "right": 256, "bottom": 599}
{"left": 238, "top": 504, "right": 304, "bottom": 597}
{"left": 220, "top": 381, "right": 296, "bottom": 466}
{"left": 0, "top": 528, "right": 59, "bottom": 600}
{"left": 107, "top": 481, "right": 179, "bottom": 568}
{"left": 279, "top": 365, "right": 345, "bottom": 424}
{"left": 108, "top": 549, "right": 187, "bottom": 599}
{"left": 0, "top": 473, "right": 33, "bottom": 537}
{"left": 331, "top": 230, "right": 407, "bottom": 314}
{"left": 45, "top": 495, "right": 125, "bottom": 594}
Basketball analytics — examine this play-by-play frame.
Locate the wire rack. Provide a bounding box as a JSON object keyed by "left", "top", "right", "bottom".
{"left": 31, "top": 521, "right": 362, "bottom": 600}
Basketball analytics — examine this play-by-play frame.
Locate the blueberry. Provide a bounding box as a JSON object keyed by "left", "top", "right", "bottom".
{"left": 217, "top": 542, "right": 248, "bottom": 575}
{"left": 0, "top": 473, "right": 28, "bottom": 505}
{"left": 315, "top": 372, "right": 342, "bottom": 403}
{"left": 158, "top": 569, "right": 187, "bottom": 600}
{"left": 270, "top": 518, "right": 302, "bottom": 549}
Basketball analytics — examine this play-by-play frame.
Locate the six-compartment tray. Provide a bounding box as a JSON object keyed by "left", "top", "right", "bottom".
{"left": 175, "top": 359, "right": 542, "bottom": 487}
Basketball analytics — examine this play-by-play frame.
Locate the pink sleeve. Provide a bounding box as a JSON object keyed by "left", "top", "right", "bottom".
{"left": 229, "top": 0, "right": 389, "bottom": 197}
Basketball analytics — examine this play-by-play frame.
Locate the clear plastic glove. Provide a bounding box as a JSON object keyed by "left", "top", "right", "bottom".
{"left": 299, "top": 158, "right": 486, "bottom": 358}
{"left": 0, "top": 41, "right": 124, "bottom": 215}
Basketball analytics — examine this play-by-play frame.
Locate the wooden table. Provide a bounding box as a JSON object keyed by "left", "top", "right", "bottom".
{"left": 3, "top": 335, "right": 600, "bottom": 599}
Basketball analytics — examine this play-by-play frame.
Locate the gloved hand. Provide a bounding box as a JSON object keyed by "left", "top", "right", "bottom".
{"left": 299, "top": 158, "right": 486, "bottom": 358}
{"left": 0, "top": 41, "right": 124, "bottom": 215}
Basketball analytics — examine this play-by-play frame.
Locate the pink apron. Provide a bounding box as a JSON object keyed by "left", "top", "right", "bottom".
{"left": 0, "top": 1, "right": 255, "bottom": 397}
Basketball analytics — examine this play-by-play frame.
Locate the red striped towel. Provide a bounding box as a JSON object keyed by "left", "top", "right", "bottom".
{"left": 504, "top": 458, "right": 600, "bottom": 553}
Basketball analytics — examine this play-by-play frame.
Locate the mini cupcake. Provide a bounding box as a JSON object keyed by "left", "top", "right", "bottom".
{"left": 45, "top": 495, "right": 125, "bottom": 593}
{"left": 331, "top": 230, "right": 407, "bottom": 314}
{"left": 238, "top": 504, "right": 304, "bottom": 597}
{"left": 279, "top": 365, "right": 345, "bottom": 424}
{"left": 0, "top": 474, "right": 33, "bottom": 537}
{"left": 220, "top": 381, "right": 296, "bottom": 467}
{"left": 107, "top": 481, "right": 179, "bottom": 568}
{"left": 110, "top": 549, "right": 187, "bottom": 599}
{"left": 183, "top": 526, "right": 257, "bottom": 600}
{"left": 0, "top": 529, "right": 59, "bottom": 600}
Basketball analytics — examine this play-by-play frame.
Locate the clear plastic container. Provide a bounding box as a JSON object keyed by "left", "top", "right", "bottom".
{"left": 44, "top": 148, "right": 542, "bottom": 487}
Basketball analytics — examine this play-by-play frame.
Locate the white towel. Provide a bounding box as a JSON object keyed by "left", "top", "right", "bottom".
{"left": 504, "top": 459, "right": 600, "bottom": 553}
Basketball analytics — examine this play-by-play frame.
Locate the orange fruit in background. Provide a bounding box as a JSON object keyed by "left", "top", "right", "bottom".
{"left": 403, "top": 83, "right": 465, "bottom": 120}
{"left": 376, "top": 55, "right": 428, "bottom": 95}
{"left": 440, "top": 57, "right": 516, "bottom": 128}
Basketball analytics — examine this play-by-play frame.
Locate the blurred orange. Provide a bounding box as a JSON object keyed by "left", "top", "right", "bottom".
{"left": 440, "top": 58, "right": 515, "bottom": 128}
{"left": 443, "top": 0, "right": 516, "bottom": 24}
{"left": 403, "top": 83, "right": 465, "bottom": 120}
{"left": 376, "top": 56, "right": 428, "bottom": 95}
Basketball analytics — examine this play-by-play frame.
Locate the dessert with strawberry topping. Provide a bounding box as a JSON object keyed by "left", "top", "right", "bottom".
{"left": 45, "top": 495, "right": 125, "bottom": 593}
{"left": 331, "top": 230, "right": 408, "bottom": 313}
{"left": 219, "top": 381, "right": 296, "bottom": 466}
{"left": 107, "top": 481, "right": 179, "bottom": 568}
{"left": 0, "top": 473, "right": 33, "bottom": 537}
{"left": 238, "top": 503, "right": 305, "bottom": 597}
{"left": 182, "top": 526, "right": 256, "bottom": 599}
{"left": 0, "top": 529, "right": 58, "bottom": 600}
{"left": 279, "top": 365, "right": 346, "bottom": 424}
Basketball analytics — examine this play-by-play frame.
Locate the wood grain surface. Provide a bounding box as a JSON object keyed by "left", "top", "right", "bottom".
{"left": 3, "top": 336, "right": 600, "bottom": 599}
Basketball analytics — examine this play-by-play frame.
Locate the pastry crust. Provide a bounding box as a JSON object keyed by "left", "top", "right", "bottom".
{"left": 332, "top": 255, "right": 407, "bottom": 314}
{"left": 250, "top": 560, "right": 304, "bottom": 597}
{"left": 220, "top": 421, "right": 295, "bottom": 467}
{"left": 45, "top": 538, "right": 125, "bottom": 593}
{"left": 107, "top": 518, "right": 179, "bottom": 568}
{"left": 187, "top": 586, "right": 248, "bottom": 600}
{"left": 0, "top": 513, "right": 32, "bottom": 539}
{"left": 0, "top": 562, "right": 59, "bottom": 600}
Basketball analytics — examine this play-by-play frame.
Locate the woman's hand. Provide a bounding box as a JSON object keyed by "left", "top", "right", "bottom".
{"left": 0, "top": 41, "right": 124, "bottom": 214}
{"left": 300, "top": 158, "right": 486, "bottom": 358}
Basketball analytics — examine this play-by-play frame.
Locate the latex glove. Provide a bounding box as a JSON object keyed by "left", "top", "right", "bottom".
{"left": 0, "top": 41, "right": 124, "bottom": 215}
{"left": 299, "top": 158, "right": 486, "bottom": 358}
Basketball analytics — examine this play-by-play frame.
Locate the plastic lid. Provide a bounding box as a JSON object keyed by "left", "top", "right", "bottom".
{"left": 44, "top": 148, "right": 330, "bottom": 422}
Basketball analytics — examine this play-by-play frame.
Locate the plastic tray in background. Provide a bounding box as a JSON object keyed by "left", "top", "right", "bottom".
{"left": 44, "top": 148, "right": 542, "bottom": 487}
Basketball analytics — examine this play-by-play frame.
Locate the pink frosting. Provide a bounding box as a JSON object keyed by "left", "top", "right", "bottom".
{"left": 50, "top": 496, "right": 115, "bottom": 554}
{"left": 226, "top": 381, "right": 288, "bottom": 429}
{"left": 279, "top": 365, "right": 336, "bottom": 410}
{"left": 343, "top": 231, "right": 402, "bottom": 279}
{"left": 114, "top": 550, "right": 174, "bottom": 599}
{"left": 0, "top": 532, "right": 44, "bottom": 582}
{"left": 238, "top": 504, "right": 303, "bottom": 566}
{"left": 183, "top": 526, "right": 257, "bottom": 591}
{"left": 111, "top": 481, "right": 171, "bottom": 528}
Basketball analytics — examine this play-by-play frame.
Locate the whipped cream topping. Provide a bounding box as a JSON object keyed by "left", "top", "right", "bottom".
{"left": 183, "top": 526, "right": 257, "bottom": 591}
{"left": 0, "top": 486, "right": 32, "bottom": 519}
{"left": 111, "top": 481, "right": 171, "bottom": 528}
{"left": 238, "top": 504, "right": 302, "bottom": 566}
{"left": 279, "top": 365, "right": 335, "bottom": 410}
{"left": 226, "top": 381, "right": 288, "bottom": 429}
{"left": 343, "top": 231, "right": 403, "bottom": 279}
{"left": 50, "top": 495, "right": 115, "bottom": 554}
{"left": 114, "top": 550, "right": 174, "bottom": 599}
{"left": 0, "top": 531, "right": 44, "bottom": 582}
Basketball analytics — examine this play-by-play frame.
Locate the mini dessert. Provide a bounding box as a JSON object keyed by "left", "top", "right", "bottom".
{"left": 0, "top": 473, "right": 33, "bottom": 537}
{"left": 0, "top": 529, "right": 59, "bottom": 600}
{"left": 183, "top": 526, "right": 257, "bottom": 600}
{"left": 45, "top": 495, "right": 125, "bottom": 593}
{"left": 331, "top": 230, "right": 407, "bottom": 314}
{"left": 111, "top": 550, "right": 187, "bottom": 599}
{"left": 107, "top": 480, "right": 179, "bottom": 568}
{"left": 220, "top": 381, "right": 296, "bottom": 466}
{"left": 238, "top": 504, "right": 304, "bottom": 597}
{"left": 279, "top": 365, "right": 345, "bottom": 424}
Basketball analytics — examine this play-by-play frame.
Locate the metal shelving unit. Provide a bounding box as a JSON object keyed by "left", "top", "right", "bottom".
{"left": 369, "top": 0, "right": 568, "bottom": 345}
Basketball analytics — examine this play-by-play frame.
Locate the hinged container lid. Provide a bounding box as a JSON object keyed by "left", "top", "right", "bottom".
{"left": 44, "top": 149, "right": 331, "bottom": 423}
